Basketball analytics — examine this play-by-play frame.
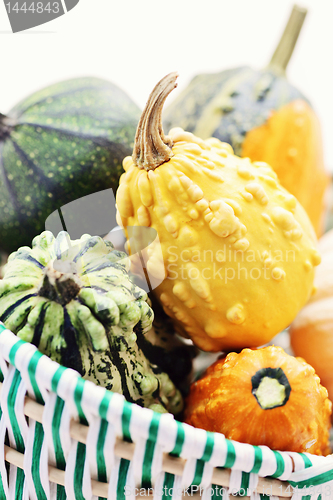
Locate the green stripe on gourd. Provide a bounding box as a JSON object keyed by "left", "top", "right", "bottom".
{"left": 0, "top": 231, "right": 184, "bottom": 415}
{"left": 0, "top": 77, "right": 141, "bottom": 254}
{"left": 163, "top": 66, "right": 306, "bottom": 156}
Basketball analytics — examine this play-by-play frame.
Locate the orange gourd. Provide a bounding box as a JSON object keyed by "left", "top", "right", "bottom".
{"left": 185, "top": 346, "right": 332, "bottom": 455}
{"left": 241, "top": 100, "right": 328, "bottom": 235}
{"left": 290, "top": 228, "right": 333, "bottom": 409}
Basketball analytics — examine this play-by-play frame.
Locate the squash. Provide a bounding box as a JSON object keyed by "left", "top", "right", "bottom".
{"left": 184, "top": 346, "right": 332, "bottom": 455}
{"left": 116, "top": 73, "right": 321, "bottom": 353}
{"left": 0, "top": 230, "right": 186, "bottom": 415}
{"left": 0, "top": 251, "right": 7, "bottom": 279}
{"left": 290, "top": 228, "right": 333, "bottom": 410}
{"left": 163, "top": 6, "right": 329, "bottom": 236}
{"left": 144, "top": 302, "right": 197, "bottom": 392}
{"left": 0, "top": 77, "right": 141, "bottom": 254}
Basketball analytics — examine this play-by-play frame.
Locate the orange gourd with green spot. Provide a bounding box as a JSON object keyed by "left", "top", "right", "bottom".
{"left": 184, "top": 346, "right": 332, "bottom": 455}
{"left": 116, "top": 73, "right": 321, "bottom": 352}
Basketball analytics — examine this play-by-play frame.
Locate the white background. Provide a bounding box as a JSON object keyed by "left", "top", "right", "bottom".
{"left": 0, "top": 0, "right": 333, "bottom": 172}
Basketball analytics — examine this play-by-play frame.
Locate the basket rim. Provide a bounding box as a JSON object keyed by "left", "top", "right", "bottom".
{"left": 1, "top": 321, "right": 333, "bottom": 498}
{"left": 1, "top": 389, "right": 293, "bottom": 498}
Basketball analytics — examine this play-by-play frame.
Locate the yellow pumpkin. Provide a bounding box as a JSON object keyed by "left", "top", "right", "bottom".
{"left": 116, "top": 73, "right": 321, "bottom": 352}
{"left": 290, "top": 228, "right": 333, "bottom": 407}
{"left": 184, "top": 346, "right": 332, "bottom": 455}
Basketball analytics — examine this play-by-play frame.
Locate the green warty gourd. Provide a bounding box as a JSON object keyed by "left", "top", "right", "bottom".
{"left": 0, "top": 231, "right": 184, "bottom": 415}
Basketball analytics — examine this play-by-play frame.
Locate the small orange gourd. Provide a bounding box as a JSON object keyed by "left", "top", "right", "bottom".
{"left": 184, "top": 346, "right": 332, "bottom": 455}
{"left": 116, "top": 73, "right": 321, "bottom": 352}
{"left": 290, "top": 228, "right": 333, "bottom": 409}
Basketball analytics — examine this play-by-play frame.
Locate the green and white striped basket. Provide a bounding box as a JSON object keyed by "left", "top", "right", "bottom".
{"left": 1, "top": 322, "right": 333, "bottom": 500}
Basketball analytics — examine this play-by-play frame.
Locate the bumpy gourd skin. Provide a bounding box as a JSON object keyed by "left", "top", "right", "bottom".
{"left": 116, "top": 127, "right": 321, "bottom": 352}
{"left": 184, "top": 346, "right": 332, "bottom": 455}
{"left": 0, "top": 231, "right": 183, "bottom": 415}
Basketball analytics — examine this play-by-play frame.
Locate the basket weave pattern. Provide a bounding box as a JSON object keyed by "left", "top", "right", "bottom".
{"left": 0, "top": 322, "right": 333, "bottom": 500}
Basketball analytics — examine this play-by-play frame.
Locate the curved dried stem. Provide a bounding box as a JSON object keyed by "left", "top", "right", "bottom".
{"left": 132, "top": 72, "right": 178, "bottom": 171}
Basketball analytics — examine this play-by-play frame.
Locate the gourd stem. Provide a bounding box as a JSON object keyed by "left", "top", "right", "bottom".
{"left": 38, "top": 262, "right": 82, "bottom": 306}
{"left": 252, "top": 367, "right": 291, "bottom": 410}
{"left": 0, "top": 113, "right": 15, "bottom": 140}
{"left": 132, "top": 72, "right": 178, "bottom": 171}
{"left": 268, "top": 4, "right": 307, "bottom": 74}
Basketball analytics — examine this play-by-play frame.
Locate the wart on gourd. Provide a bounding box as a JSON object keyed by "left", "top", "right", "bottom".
{"left": 116, "top": 73, "right": 321, "bottom": 352}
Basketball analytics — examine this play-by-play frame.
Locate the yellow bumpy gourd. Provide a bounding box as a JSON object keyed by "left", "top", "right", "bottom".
{"left": 116, "top": 73, "right": 321, "bottom": 352}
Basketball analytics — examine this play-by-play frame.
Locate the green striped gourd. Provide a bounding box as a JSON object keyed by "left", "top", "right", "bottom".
{"left": 0, "top": 77, "right": 141, "bottom": 254}
{"left": 0, "top": 231, "right": 184, "bottom": 415}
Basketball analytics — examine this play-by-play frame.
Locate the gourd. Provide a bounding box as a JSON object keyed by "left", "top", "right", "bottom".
{"left": 0, "top": 77, "right": 141, "bottom": 254}
{"left": 0, "top": 251, "right": 7, "bottom": 279}
{"left": 144, "top": 300, "right": 196, "bottom": 390}
{"left": 116, "top": 73, "right": 321, "bottom": 353}
{"left": 290, "top": 228, "right": 333, "bottom": 409}
{"left": 0, "top": 230, "right": 185, "bottom": 415}
{"left": 184, "top": 346, "right": 332, "bottom": 455}
{"left": 163, "top": 6, "right": 329, "bottom": 236}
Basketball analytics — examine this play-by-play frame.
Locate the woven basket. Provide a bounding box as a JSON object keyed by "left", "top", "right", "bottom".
{"left": 1, "top": 322, "right": 333, "bottom": 500}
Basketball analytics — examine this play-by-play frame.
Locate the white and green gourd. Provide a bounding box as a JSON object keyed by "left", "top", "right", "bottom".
{"left": 0, "top": 230, "right": 186, "bottom": 415}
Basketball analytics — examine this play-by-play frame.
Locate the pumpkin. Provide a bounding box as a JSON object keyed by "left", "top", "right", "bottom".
{"left": 116, "top": 73, "right": 321, "bottom": 353}
{"left": 0, "top": 230, "right": 187, "bottom": 415}
{"left": 184, "top": 346, "right": 332, "bottom": 455}
{"left": 290, "top": 228, "right": 333, "bottom": 410}
{"left": 0, "top": 77, "right": 141, "bottom": 254}
{"left": 163, "top": 6, "right": 329, "bottom": 236}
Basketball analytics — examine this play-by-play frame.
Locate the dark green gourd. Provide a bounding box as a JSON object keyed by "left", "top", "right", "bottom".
{"left": 0, "top": 231, "right": 185, "bottom": 415}
{"left": 0, "top": 77, "right": 141, "bottom": 254}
